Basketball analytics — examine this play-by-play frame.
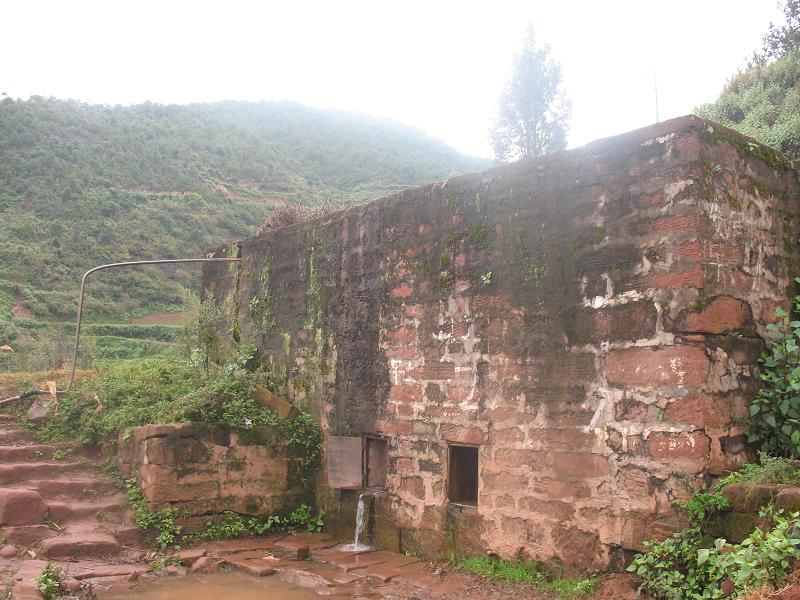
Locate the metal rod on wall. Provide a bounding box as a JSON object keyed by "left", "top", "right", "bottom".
{"left": 65, "top": 257, "right": 241, "bottom": 393}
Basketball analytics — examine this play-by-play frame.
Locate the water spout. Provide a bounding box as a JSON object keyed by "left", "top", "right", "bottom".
{"left": 340, "top": 492, "right": 372, "bottom": 552}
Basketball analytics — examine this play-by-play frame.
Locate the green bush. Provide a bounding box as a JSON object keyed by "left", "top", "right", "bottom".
{"left": 629, "top": 508, "right": 800, "bottom": 599}
{"left": 748, "top": 285, "right": 800, "bottom": 457}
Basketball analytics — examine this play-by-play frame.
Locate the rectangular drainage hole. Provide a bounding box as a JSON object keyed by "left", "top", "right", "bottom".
{"left": 448, "top": 445, "right": 478, "bottom": 506}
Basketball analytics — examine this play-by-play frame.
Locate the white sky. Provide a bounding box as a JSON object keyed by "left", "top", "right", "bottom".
{"left": 2, "top": 1, "right": 782, "bottom": 158}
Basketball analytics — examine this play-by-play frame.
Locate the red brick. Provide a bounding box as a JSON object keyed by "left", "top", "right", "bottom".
{"left": 552, "top": 452, "right": 610, "bottom": 479}
{"left": 652, "top": 263, "right": 704, "bottom": 289}
{"left": 531, "top": 478, "right": 590, "bottom": 499}
{"left": 375, "top": 420, "right": 413, "bottom": 436}
{"left": 647, "top": 431, "right": 710, "bottom": 461}
{"left": 404, "top": 304, "right": 426, "bottom": 319}
{"left": 653, "top": 214, "right": 700, "bottom": 232}
{"left": 388, "top": 325, "right": 416, "bottom": 344}
{"left": 407, "top": 361, "right": 455, "bottom": 380}
{"left": 389, "top": 384, "right": 422, "bottom": 404}
{"left": 390, "top": 284, "right": 413, "bottom": 299}
{"left": 394, "top": 458, "right": 413, "bottom": 474}
{"left": 489, "top": 428, "right": 525, "bottom": 444}
{"left": 675, "top": 241, "right": 701, "bottom": 261}
{"left": 677, "top": 296, "right": 752, "bottom": 334}
{"left": 446, "top": 386, "right": 473, "bottom": 403}
{"left": 386, "top": 347, "right": 417, "bottom": 360}
{"left": 482, "top": 471, "right": 528, "bottom": 489}
{"left": 399, "top": 476, "right": 425, "bottom": 500}
{"left": 604, "top": 345, "right": 709, "bottom": 388}
{"left": 569, "top": 301, "right": 657, "bottom": 344}
{"left": 664, "top": 394, "right": 733, "bottom": 429}
{"left": 540, "top": 428, "right": 595, "bottom": 449}
{"left": 518, "top": 497, "right": 575, "bottom": 520}
{"left": 396, "top": 404, "right": 414, "bottom": 417}
{"left": 440, "top": 424, "right": 486, "bottom": 444}
{"left": 492, "top": 449, "right": 549, "bottom": 470}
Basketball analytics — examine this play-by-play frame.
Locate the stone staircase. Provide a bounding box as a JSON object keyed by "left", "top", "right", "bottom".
{"left": 0, "top": 412, "right": 138, "bottom": 561}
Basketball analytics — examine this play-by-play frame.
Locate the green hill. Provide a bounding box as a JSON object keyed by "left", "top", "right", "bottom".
{"left": 0, "top": 97, "right": 488, "bottom": 369}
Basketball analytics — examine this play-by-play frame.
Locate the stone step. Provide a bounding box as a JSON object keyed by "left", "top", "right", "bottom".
{"left": 0, "top": 442, "right": 72, "bottom": 462}
{"left": 0, "top": 413, "right": 18, "bottom": 424}
{"left": 0, "top": 429, "right": 37, "bottom": 444}
{"left": 30, "top": 477, "right": 119, "bottom": 498}
{"left": 39, "top": 531, "right": 121, "bottom": 558}
{"left": 0, "top": 488, "right": 48, "bottom": 526}
{"left": 0, "top": 523, "right": 59, "bottom": 546}
{"left": 48, "top": 496, "right": 129, "bottom": 522}
{"left": 0, "top": 461, "right": 88, "bottom": 485}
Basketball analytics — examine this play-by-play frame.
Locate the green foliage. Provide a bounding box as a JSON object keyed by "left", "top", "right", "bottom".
{"left": 456, "top": 556, "right": 597, "bottom": 598}
{"left": 0, "top": 97, "right": 487, "bottom": 353}
{"left": 696, "top": 47, "right": 800, "bottom": 160}
{"left": 124, "top": 478, "right": 182, "bottom": 550}
{"left": 480, "top": 272, "right": 493, "bottom": 286}
{"left": 748, "top": 287, "right": 800, "bottom": 457}
{"left": 491, "top": 25, "right": 571, "bottom": 161}
{"left": 187, "top": 504, "right": 324, "bottom": 544}
{"left": 35, "top": 564, "right": 62, "bottom": 600}
{"left": 719, "top": 453, "right": 800, "bottom": 488}
{"left": 628, "top": 509, "right": 800, "bottom": 599}
{"left": 684, "top": 492, "right": 730, "bottom": 525}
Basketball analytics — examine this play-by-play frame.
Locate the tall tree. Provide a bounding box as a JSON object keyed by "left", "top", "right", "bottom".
{"left": 752, "top": 0, "right": 800, "bottom": 65}
{"left": 491, "top": 25, "right": 571, "bottom": 161}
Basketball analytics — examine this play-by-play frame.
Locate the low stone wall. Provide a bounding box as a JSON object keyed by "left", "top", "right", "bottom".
{"left": 709, "top": 483, "right": 800, "bottom": 543}
{"left": 116, "top": 422, "right": 309, "bottom": 517}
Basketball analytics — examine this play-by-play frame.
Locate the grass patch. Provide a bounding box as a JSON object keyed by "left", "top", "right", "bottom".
{"left": 719, "top": 453, "right": 800, "bottom": 488}
{"left": 456, "top": 556, "right": 597, "bottom": 598}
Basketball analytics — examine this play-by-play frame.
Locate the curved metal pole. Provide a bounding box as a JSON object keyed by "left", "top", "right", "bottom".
{"left": 66, "top": 257, "right": 240, "bottom": 392}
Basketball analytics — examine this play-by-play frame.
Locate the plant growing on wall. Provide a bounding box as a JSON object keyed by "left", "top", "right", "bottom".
{"left": 749, "top": 284, "right": 800, "bottom": 458}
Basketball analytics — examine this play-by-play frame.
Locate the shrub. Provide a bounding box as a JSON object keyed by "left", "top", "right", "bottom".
{"left": 749, "top": 284, "right": 800, "bottom": 457}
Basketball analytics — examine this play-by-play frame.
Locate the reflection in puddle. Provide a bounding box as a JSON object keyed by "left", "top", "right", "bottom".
{"left": 98, "top": 571, "right": 322, "bottom": 600}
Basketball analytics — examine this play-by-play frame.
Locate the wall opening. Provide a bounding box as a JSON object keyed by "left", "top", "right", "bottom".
{"left": 365, "top": 436, "right": 387, "bottom": 489}
{"left": 448, "top": 445, "right": 478, "bottom": 506}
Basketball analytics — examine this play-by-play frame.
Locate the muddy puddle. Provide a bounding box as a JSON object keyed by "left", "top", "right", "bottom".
{"left": 98, "top": 571, "right": 322, "bottom": 600}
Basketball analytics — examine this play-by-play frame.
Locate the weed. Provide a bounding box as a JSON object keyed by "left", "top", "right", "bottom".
{"left": 480, "top": 272, "right": 493, "bottom": 286}
{"left": 35, "top": 564, "right": 62, "bottom": 600}
{"left": 718, "top": 452, "right": 800, "bottom": 488}
{"left": 456, "top": 556, "right": 596, "bottom": 598}
{"left": 684, "top": 491, "right": 730, "bottom": 525}
{"left": 51, "top": 448, "right": 72, "bottom": 461}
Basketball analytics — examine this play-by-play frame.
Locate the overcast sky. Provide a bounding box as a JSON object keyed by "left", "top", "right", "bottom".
{"left": 2, "top": 1, "right": 782, "bottom": 157}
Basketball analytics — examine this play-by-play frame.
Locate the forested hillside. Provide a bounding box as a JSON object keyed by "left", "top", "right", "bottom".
{"left": 0, "top": 97, "right": 488, "bottom": 368}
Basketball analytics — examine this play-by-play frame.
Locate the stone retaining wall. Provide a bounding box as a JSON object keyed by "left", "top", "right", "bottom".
{"left": 116, "top": 422, "right": 308, "bottom": 517}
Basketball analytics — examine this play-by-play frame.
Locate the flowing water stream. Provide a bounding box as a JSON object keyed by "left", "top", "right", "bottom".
{"left": 98, "top": 571, "right": 321, "bottom": 600}
{"left": 339, "top": 492, "right": 372, "bottom": 552}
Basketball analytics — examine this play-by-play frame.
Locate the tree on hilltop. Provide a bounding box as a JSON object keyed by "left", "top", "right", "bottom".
{"left": 491, "top": 25, "right": 571, "bottom": 161}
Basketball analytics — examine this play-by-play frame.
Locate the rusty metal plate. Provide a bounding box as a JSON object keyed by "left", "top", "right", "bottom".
{"left": 327, "top": 436, "right": 363, "bottom": 489}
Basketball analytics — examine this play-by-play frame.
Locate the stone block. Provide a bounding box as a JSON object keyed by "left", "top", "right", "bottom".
{"left": 251, "top": 385, "right": 299, "bottom": 419}
{"left": 676, "top": 296, "right": 753, "bottom": 334}
{"left": 775, "top": 487, "right": 800, "bottom": 513}
{"left": 722, "top": 483, "right": 783, "bottom": 512}
{"left": 552, "top": 452, "right": 610, "bottom": 480}
{"left": 605, "top": 346, "right": 709, "bottom": 389}
{"left": 0, "top": 489, "right": 47, "bottom": 526}
{"left": 647, "top": 431, "right": 710, "bottom": 462}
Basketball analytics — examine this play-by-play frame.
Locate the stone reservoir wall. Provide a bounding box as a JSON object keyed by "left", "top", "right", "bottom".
{"left": 203, "top": 116, "right": 800, "bottom": 568}
{"left": 117, "top": 423, "right": 308, "bottom": 518}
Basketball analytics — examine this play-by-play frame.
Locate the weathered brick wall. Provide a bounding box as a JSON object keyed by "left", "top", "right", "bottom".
{"left": 117, "top": 423, "right": 308, "bottom": 517}
{"left": 203, "top": 116, "right": 800, "bottom": 568}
